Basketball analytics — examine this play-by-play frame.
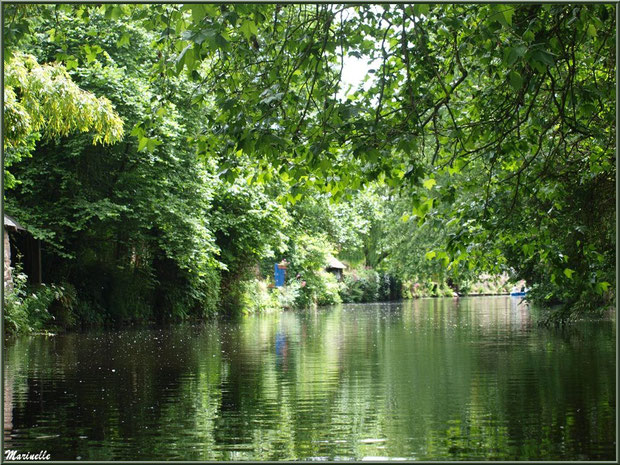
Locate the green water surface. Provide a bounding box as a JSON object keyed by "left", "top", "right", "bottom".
{"left": 3, "top": 297, "right": 616, "bottom": 460}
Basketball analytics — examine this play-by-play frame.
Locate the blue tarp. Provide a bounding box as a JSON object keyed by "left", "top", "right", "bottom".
{"left": 274, "top": 263, "right": 286, "bottom": 287}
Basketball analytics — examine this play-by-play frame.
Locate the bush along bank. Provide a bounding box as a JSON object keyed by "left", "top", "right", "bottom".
{"left": 402, "top": 274, "right": 513, "bottom": 299}
{"left": 236, "top": 266, "right": 516, "bottom": 314}
{"left": 4, "top": 263, "right": 76, "bottom": 334}
{"left": 340, "top": 269, "right": 402, "bottom": 303}
{"left": 234, "top": 266, "right": 404, "bottom": 315}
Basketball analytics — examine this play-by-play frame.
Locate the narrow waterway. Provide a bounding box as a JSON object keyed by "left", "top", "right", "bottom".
{"left": 3, "top": 297, "right": 616, "bottom": 460}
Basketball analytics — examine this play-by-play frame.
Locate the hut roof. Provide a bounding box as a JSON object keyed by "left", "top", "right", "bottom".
{"left": 4, "top": 214, "right": 25, "bottom": 231}
{"left": 326, "top": 255, "right": 346, "bottom": 270}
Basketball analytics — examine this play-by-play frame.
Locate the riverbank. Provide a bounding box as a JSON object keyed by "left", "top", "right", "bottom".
{"left": 5, "top": 262, "right": 611, "bottom": 335}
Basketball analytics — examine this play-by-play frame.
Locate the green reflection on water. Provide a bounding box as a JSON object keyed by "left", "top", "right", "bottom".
{"left": 4, "top": 297, "right": 615, "bottom": 460}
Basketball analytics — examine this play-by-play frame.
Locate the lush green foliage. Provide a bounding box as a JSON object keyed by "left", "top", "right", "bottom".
{"left": 340, "top": 269, "right": 379, "bottom": 304}
{"left": 340, "top": 269, "right": 403, "bottom": 303}
{"left": 4, "top": 53, "right": 124, "bottom": 188}
{"left": 281, "top": 233, "right": 340, "bottom": 308}
{"left": 4, "top": 263, "right": 74, "bottom": 333}
{"left": 238, "top": 279, "right": 280, "bottom": 314}
{"left": 212, "top": 174, "right": 289, "bottom": 313}
{"left": 3, "top": 3, "right": 614, "bottom": 328}
{"left": 5, "top": 8, "right": 221, "bottom": 326}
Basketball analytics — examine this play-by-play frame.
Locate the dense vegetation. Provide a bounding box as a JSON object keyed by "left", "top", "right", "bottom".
{"left": 3, "top": 3, "right": 615, "bottom": 332}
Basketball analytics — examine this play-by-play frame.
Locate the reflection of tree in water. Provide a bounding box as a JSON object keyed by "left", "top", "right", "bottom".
{"left": 4, "top": 367, "right": 13, "bottom": 443}
{"left": 4, "top": 299, "right": 615, "bottom": 460}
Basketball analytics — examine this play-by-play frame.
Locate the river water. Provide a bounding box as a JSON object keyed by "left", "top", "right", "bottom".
{"left": 3, "top": 297, "right": 616, "bottom": 461}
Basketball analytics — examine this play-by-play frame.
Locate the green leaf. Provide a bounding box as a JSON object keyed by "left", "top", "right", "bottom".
{"left": 366, "top": 148, "right": 380, "bottom": 163}
{"left": 448, "top": 158, "right": 465, "bottom": 175}
{"left": 175, "top": 43, "right": 193, "bottom": 73}
{"left": 502, "top": 6, "right": 514, "bottom": 26}
{"left": 422, "top": 178, "right": 437, "bottom": 189}
{"left": 146, "top": 138, "right": 162, "bottom": 152}
{"left": 190, "top": 4, "right": 207, "bottom": 22}
{"left": 203, "top": 4, "right": 219, "bottom": 17}
{"left": 239, "top": 20, "right": 258, "bottom": 40}
{"left": 412, "top": 197, "right": 433, "bottom": 218}
{"left": 137, "top": 137, "right": 148, "bottom": 152}
{"left": 215, "top": 33, "right": 230, "bottom": 51}
{"left": 130, "top": 124, "right": 144, "bottom": 138}
{"left": 425, "top": 251, "right": 436, "bottom": 260}
{"left": 531, "top": 49, "right": 555, "bottom": 69}
{"left": 509, "top": 70, "right": 523, "bottom": 91}
{"left": 110, "top": 6, "right": 122, "bottom": 20}
{"left": 65, "top": 58, "right": 78, "bottom": 70}
{"left": 491, "top": 5, "right": 514, "bottom": 27}
{"left": 118, "top": 33, "right": 131, "bottom": 47}
{"left": 504, "top": 45, "right": 526, "bottom": 66}
{"left": 596, "top": 281, "right": 610, "bottom": 294}
{"left": 523, "top": 29, "right": 535, "bottom": 43}
{"left": 413, "top": 4, "right": 430, "bottom": 16}
{"left": 563, "top": 268, "right": 574, "bottom": 279}
{"left": 184, "top": 46, "right": 195, "bottom": 71}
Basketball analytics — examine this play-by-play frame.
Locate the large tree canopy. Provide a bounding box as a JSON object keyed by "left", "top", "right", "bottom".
{"left": 125, "top": 3, "right": 614, "bottom": 191}
{"left": 3, "top": 3, "right": 615, "bottom": 320}
{"left": 131, "top": 3, "right": 616, "bottom": 312}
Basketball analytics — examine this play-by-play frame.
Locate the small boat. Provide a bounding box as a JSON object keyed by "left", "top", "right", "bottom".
{"left": 510, "top": 286, "right": 528, "bottom": 297}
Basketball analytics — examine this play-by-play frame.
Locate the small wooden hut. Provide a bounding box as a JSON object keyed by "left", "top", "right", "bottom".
{"left": 326, "top": 255, "right": 346, "bottom": 281}
{"left": 4, "top": 215, "right": 42, "bottom": 289}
